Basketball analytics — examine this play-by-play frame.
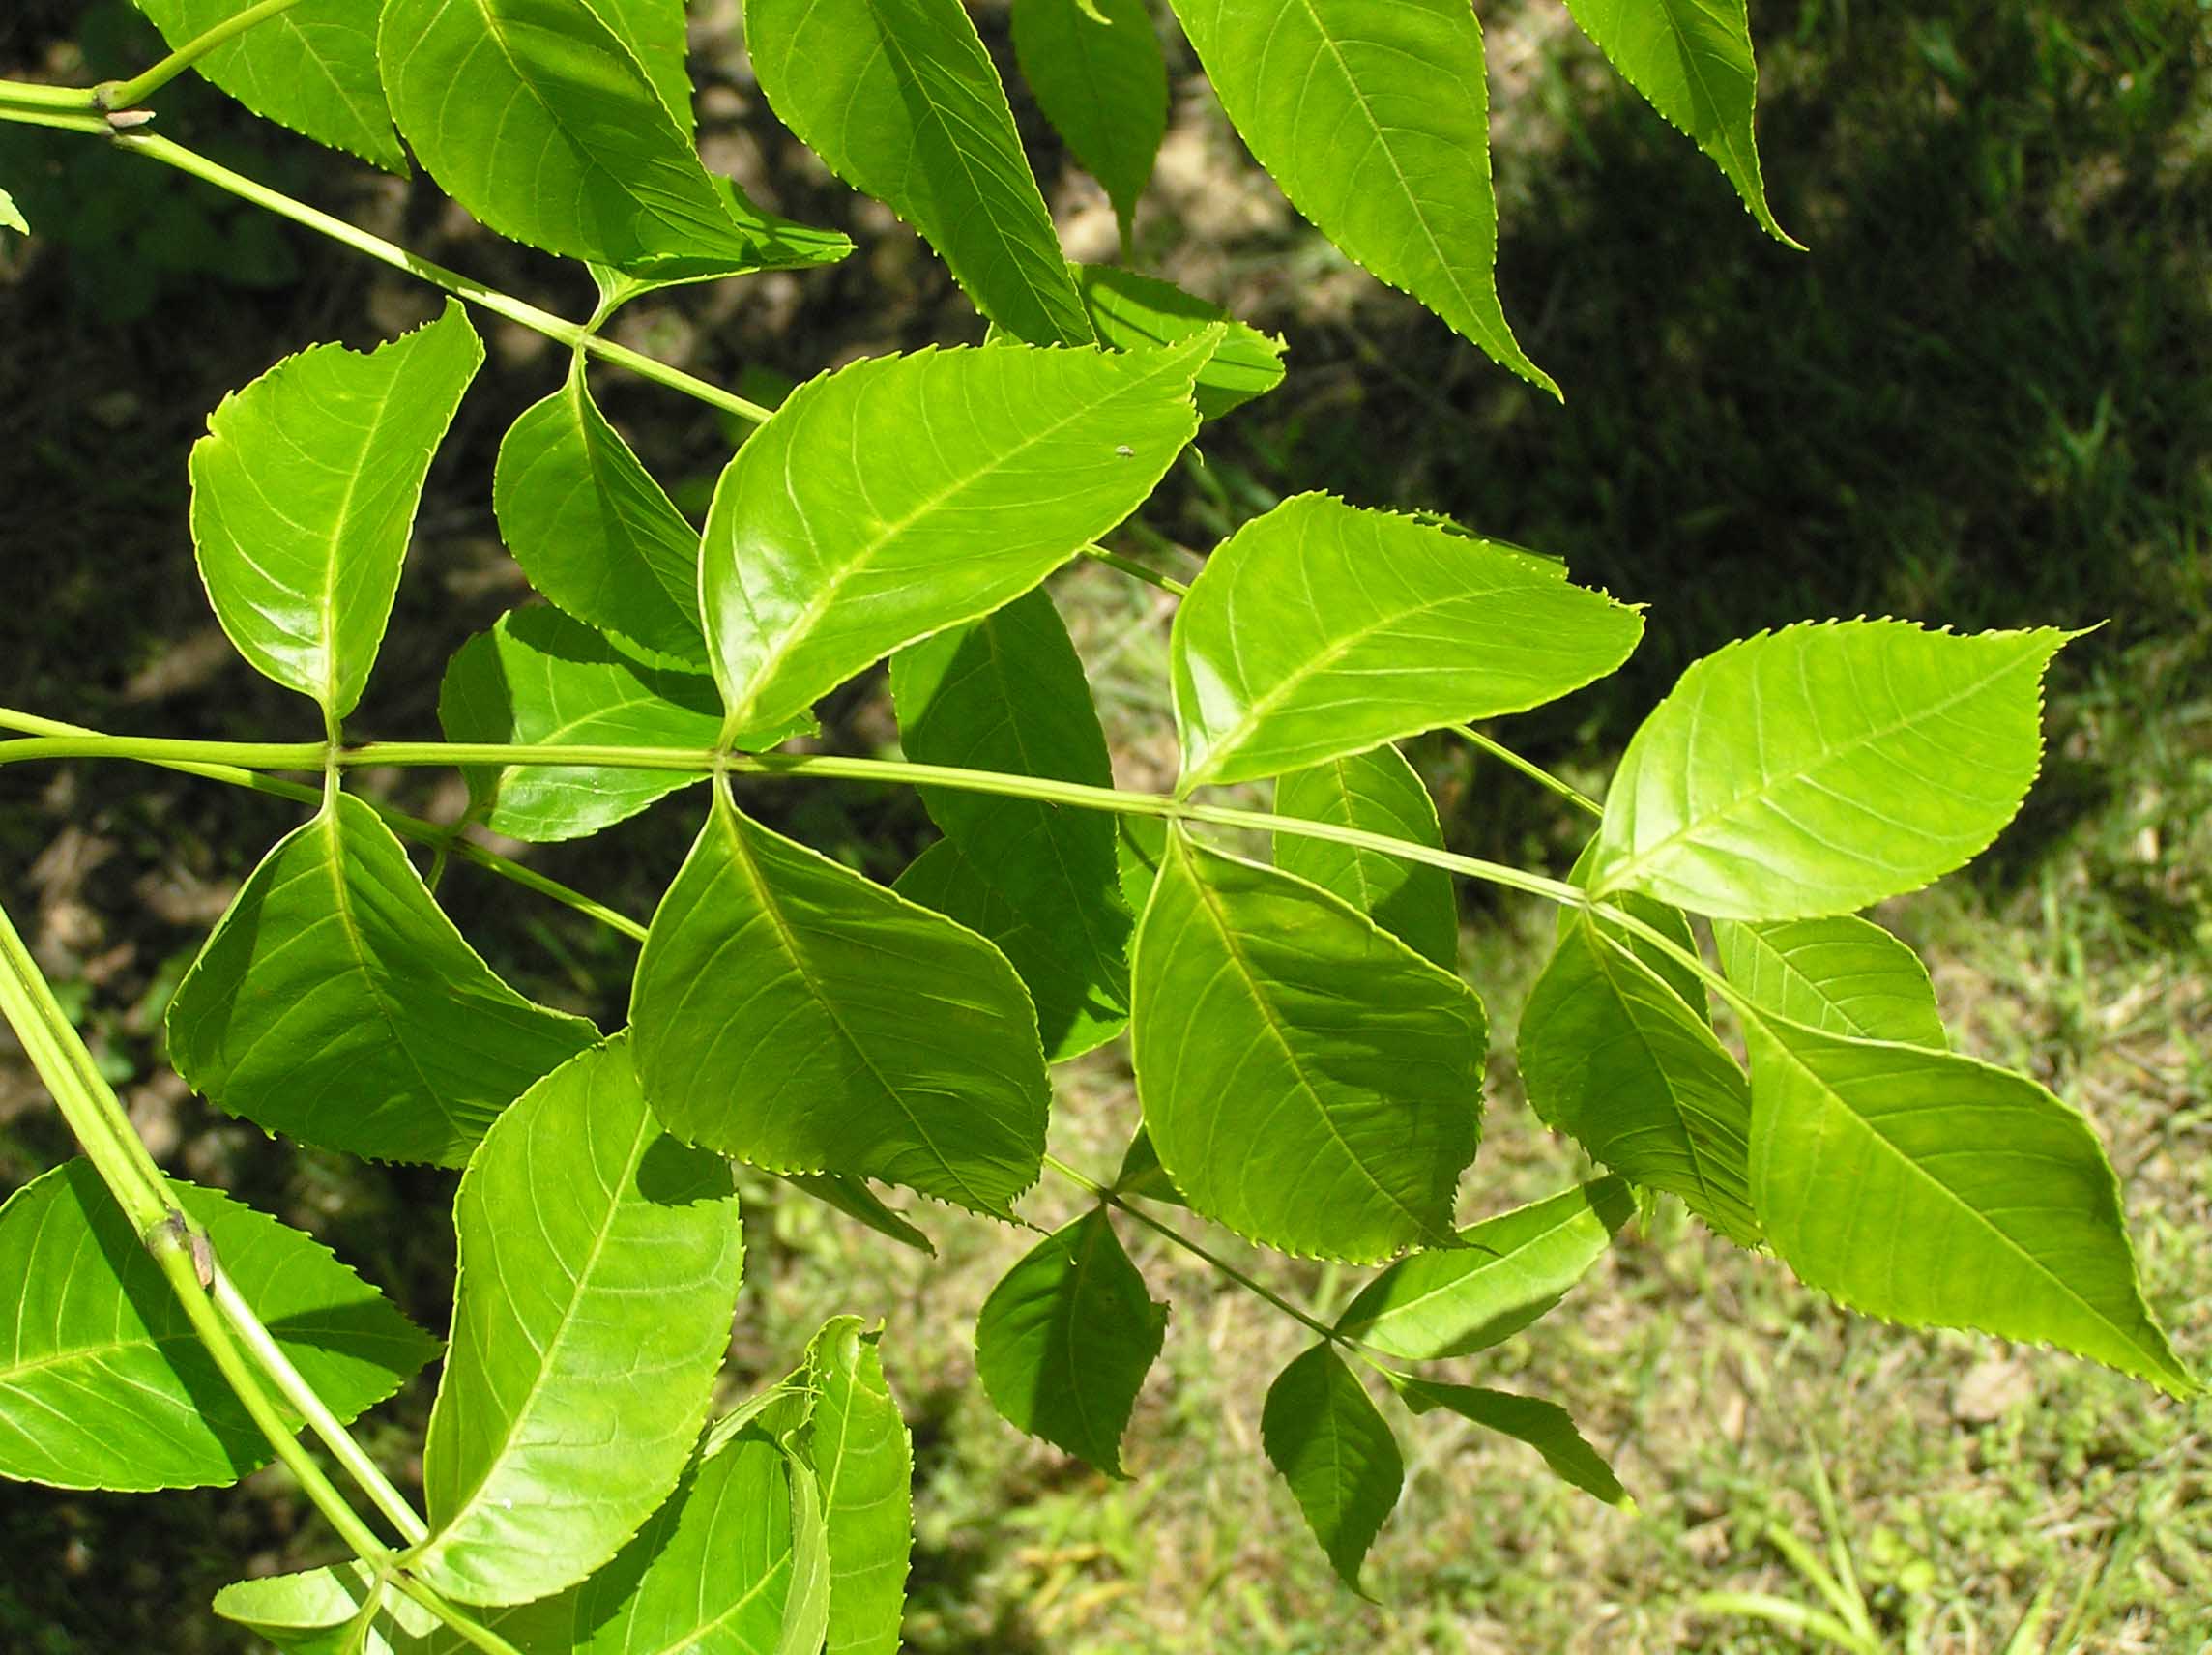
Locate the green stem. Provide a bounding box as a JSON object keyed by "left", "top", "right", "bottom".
{"left": 0, "top": 78, "right": 102, "bottom": 111}
{"left": 1450, "top": 724, "right": 1603, "bottom": 819}
{"left": 1080, "top": 543, "right": 1188, "bottom": 595}
{"left": 385, "top": 1576, "right": 529, "bottom": 1655}
{"left": 0, "top": 105, "right": 112, "bottom": 135}
{"left": 98, "top": 0, "right": 308, "bottom": 109}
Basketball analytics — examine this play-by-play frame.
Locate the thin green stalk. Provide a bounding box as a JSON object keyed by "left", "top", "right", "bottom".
{"left": 1450, "top": 724, "right": 1603, "bottom": 819}
{"left": 0, "top": 105, "right": 111, "bottom": 135}
{"left": 1081, "top": 543, "right": 1188, "bottom": 595}
{"left": 386, "top": 1575, "right": 529, "bottom": 1655}
{"left": 98, "top": 0, "right": 308, "bottom": 108}
{"left": 0, "top": 78, "right": 102, "bottom": 111}
{"left": 0, "top": 733, "right": 327, "bottom": 769}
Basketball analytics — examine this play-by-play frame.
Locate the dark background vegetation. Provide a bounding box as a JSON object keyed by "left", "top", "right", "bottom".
{"left": 1, "top": 0, "right": 2207, "bottom": 1647}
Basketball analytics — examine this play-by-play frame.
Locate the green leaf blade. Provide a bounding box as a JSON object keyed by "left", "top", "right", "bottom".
{"left": 1716, "top": 915, "right": 1947, "bottom": 1047}
{"left": 1012, "top": 0, "right": 1166, "bottom": 242}
{"left": 798, "top": 1320, "right": 913, "bottom": 1655}
{"left": 1072, "top": 265, "right": 1286, "bottom": 418}
{"left": 1274, "top": 745, "right": 1457, "bottom": 969}
{"left": 190, "top": 302, "right": 482, "bottom": 717}
{"left": 1261, "top": 1346, "right": 1402, "bottom": 1593}
{"left": 1396, "top": 1379, "right": 1629, "bottom": 1506}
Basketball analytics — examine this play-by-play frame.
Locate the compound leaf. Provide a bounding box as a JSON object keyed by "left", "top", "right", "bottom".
{"left": 631, "top": 786, "right": 1050, "bottom": 1217}
{"left": 704, "top": 339, "right": 1207, "bottom": 741}
{"left": 1274, "top": 744, "right": 1456, "bottom": 969}
{"left": 1591, "top": 622, "right": 2070, "bottom": 919}
{"left": 415, "top": 1038, "right": 744, "bottom": 1606}
{"left": 134, "top": 0, "right": 401, "bottom": 170}
{"left": 439, "top": 606, "right": 722, "bottom": 843}
{"left": 745, "top": 0, "right": 1093, "bottom": 343}
{"left": 1011, "top": 0, "right": 1166, "bottom": 244}
{"left": 167, "top": 794, "right": 597, "bottom": 1167}
{"left": 1169, "top": 0, "right": 1551, "bottom": 392}
{"left": 1262, "top": 1345, "right": 1402, "bottom": 1594}
{"left": 1334, "top": 1177, "right": 1633, "bottom": 1360}
{"left": 1129, "top": 830, "right": 1485, "bottom": 1262}
{"left": 0, "top": 1161, "right": 435, "bottom": 1493}
{"left": 1396, "top": 1379, "right": 1628, "bottom": 1505}
{"left": 1716, "top": 915, "right": 1947, "bottom": 1047}
{"left": 975, "top": 1207, "right": 1166, "bottom": 1476}
{"left": 1746, "top": 1016, "right": 2196, "bottom": 1397}
{"left": 190, "top": 301, "right": 481, "bottom": 717}
{"left": 1072, "top": 264, "right": 1285, "bottom": 419}
{"left": 1172, "top": 494, "right": 1642, "bottom": 791}
{"left": 796, "top": 1319, "right": 912, "bottom": 1655}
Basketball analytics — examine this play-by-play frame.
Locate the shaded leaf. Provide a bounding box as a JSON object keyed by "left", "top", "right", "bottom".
{"left": 797, "top": 1319, "right": 912, "bottom": 1655}
{"left": 1129, "top": 830, "right": 1485, "bottom": 1262}
{"left": 1396, "top": 1379, "right": 1629, "bottom": 1505}
{"left": 1274, "top": 745, "right": 1456, "bottom": 969}
{"left": 1261, "top": 1345, "right": 1402, "bottom": 1593}
{"left": 1012, "top": 0, "right": 1166, "bottom": 243}
{"left": 1565, "top": 835, "right": 1705, "bottom": 1015}
{"left": 1172, "top": 494, "right": 1642, "bottom": 790}
{"left": 0, "top": 1161, "right": 435, "bottom": 1492}
{"left": 1111, "top": 1126, "right": 1186, "bottom": 1208}
{"left": 190, "top": 301, "right": 481, "bottom": 716}
{"left": 779, "top": 1173, "right": 935, "bottom": 1257}
{"left": 1072, "top": 264, "right": 1285, "bottom": 418}
{"left": 167, "top": 795, "right": 597, "bottom": 1167}
{"left": 1717, "top": 915, "right": 1946, "bottom": 1048}
{"left": 1115, "top": 813, "right": 1168, "bottom": 918}
{"left": 577, "top": 0, "right": 693, "bottom": 132}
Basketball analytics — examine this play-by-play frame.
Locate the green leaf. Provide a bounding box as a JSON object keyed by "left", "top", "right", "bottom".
{"left": 415, "top": 1037, "right": 745, "bottom": 1606}
{"left": 975, "top": 1207, "right": 1167, "bottom": 1476}
{"left": 1395, "top": 1379, "right": 1629, "bottom": 1506}
{"left": 1129, "top": 830, "right": 1486, "bottom": 1262}
{"left": 1745, "top": 1015, "right": 2196, "bottom": 1397}
{"left": 1168, "top": 0, "right": 1553, "bottom": 392}
{"left": 1115, "top": 813, "right": 1168, "bottom": 917}
{"left": 631, "top": 786, "right": 1050, "bottom": 1217}
{"left": 1274, "top": 745, "right": 1456, "bottom": 970}
{"left": 378, "top": 0, "right": 769, "bottom": 272}
{"left": 1565, "top": 836, "right": 1705, "bottom": 1016}
{"left": 438, "top": 607, "right": 722, "bottom": 843}
{"left": 890, "top": 590, "right": 1132, "bottom": 1056}
{"left": 214, "top": 1564, "right": 437, "bottom": 1654}
{"left": 134, "top": 0, "right": 402, "bottom": 170}
{"left": 1591, "top": 622, "right": 2070, "bottom": 919}
{"left": 0, "top": 1161, "right": 435, "bottom": 1493}
{"left": 166, "top": 796, "right": 596, "bottom": 1166}
{"left": 1072, "top": 264, "right": 1286, "bottom": 419}
{"left": 584, "top": 182, "right": 856, "bottom": 316}
{"left": 1716, "top": 915, "right": 1947, "bottom": 1048}
{"left": 703, "top": 338, "right": 1207, "bottom": 741}
{"left": 1011, "top": 0, "right": 1166, "bottom": 243}
{"left": 0, "top": 185, "right": 23, "bottom": 236}
{"left": 780, "top": 1174, "right": 936, "bottom": 1257}
{"left": 796, "top": 1319, "right": 912, "bottom": 1655}
{"left": 1334, "top": 1178, "right": 1633, "bottom": 1360}
{"left": 744, "top": 0, "right": 1094, "bottom": 343}
{"left": 1172, "top": 494, "right": 1643, "bottom": 790}
{"left": 1560, "top": 0, "right": 1796, "bottom": 246}
{"left": 578, "top": 0, "right": 693, "bottom": 132}
{"left": 1111, "top": 1126, "right": 1186, "bottom": 1208}
{"left": 1261, "top": 1345, "right": 1402, "bottom": 1593}
{"left": 190, "top": 301, "right": 482, "bottom": 717}
{"left": 1519, "top": 914, "right": 1757, "bottom": 1244}
{"left": 493, "top": 358, "right": 709, "bottom": 668}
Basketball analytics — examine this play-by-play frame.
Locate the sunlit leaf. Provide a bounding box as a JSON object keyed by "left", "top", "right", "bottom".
{"left": 1716, "top": 915, "right": 1947, "bottom": 1048}
{"left": 1012, "top": 0, "right": 1166, "bottom": 244}
{"left": 796, "top": 1319, "right": 911, "bottom": 1655}
{"left": 1111, "top": 1126, "right": 1186, "bottom": 1208}
{"left": 1262, "top": 1345, "right": 1401, "bottom": 1593}
{"left": 0, "top": 186, "right": 24, "bottom": 236}
{"left": 1274, "top": 744, "right": 1456, "bottom": 969}
{"left": 167, "top": 795, "right": 598, "bottom": 1166}
{"left": 214, "top": 1563, "right": 435, "bottom": 1654}
{"left": 1396, "top": 1379, "right": 1629, "bottom": 1505}
{"left": 1565, "top": 836, "right": 1705, "bottom": 1015}
{"left": 1072, "top": 264, "right": 1285, "bottom": 419}
{"left": 190, "top": 301, "right": 481, "bottom": 716}
{"left": 577, "top": 0, "right": 693, "bottom": 132}
{"left": 584, "top": 183, "right": 856, "bottom": 315}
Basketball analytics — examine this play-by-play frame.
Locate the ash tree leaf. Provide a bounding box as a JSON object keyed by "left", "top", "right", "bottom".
{"left": 1129, "top": 830, "right": 1486, "bottom": 1262}
{"left": 1590, "top": 622, "right": 2072, "bottom": 919}
{"left": 1560, "top": 0, "right": 1797, "bottom": 246}
{"left": 1716, "top": 915, "right": 1947, "bottom": 1048}
{"left": 779, "top": 1173, "right": 936, "bottom": 1257}
{"left": 631, "top": 785, "right": 1051, "bottom": 1218}
{"left": 1565, "top": 836, "right": 1705, "bottom": 1015}
{"left": 166, "top": 794, "right": 598, "bottom": 1167}
{"left": 575, "top": 0, "right": 694, "bottom": 133}
{"left": 214, "top": 1563, "right": 436, "bottom": 1654}
{"left": 1011, "top": 0, "right": 1167, "bottom": 245}
{"left": 378, "top": 0, "right": 770, "bottom": 272}
{"left": 438, "top": 606, "right": 723, "bottom": 843}
{"left": 585, "top": 187, "right": 856, "bottom": 317}
{"left": 493, "top": 358, "right": 710, "bottom": 669}
{"left": 0, "top": 1161, "right": 435, "bottom": 1493}
{"left": 1274, "top": 744, "right": 1457, "bottom": 970}
{"left": 1261, "top": 1345, "right": 1402, "bottom": 1594}
{"left": 1745, "top": 1015, "right": 2197, "bottom": 1397}
{"left": 414, "top": 1037, "right": 745, "bottom": 1607}
{"left": 1519, "top": 914, "right": 1758, "bottom": 1245}
{"left": 1395, "top": 1379, "right": 1629, "bottom": 1506}
{"left": 1111, "top": 1125, "right": 1186, "bottom": 1208}
{"left": 0, "top": 185, "right": 24, "bottom": 236}
{"left": 744, "top": 0, "right": 1094, "bottom": 344}
{"left": 891, "top": 590, "right": 1132, "bottom": 1060}
{"left": 1115, "top": 813, "right": 1168, "bottom": 917}
{"left": 1168, "top": 0, "right": 1553, "bottom": 392}
{"left": 975, "top": 1206, "right": 1167, "bottom": 1476}
{"left": 703, "top": 338, "right": 1208, "bottom": 743}
{"left": 1072, "top": 264, "right": 1286, "bottom": 419}
{"left": 133, "top": 0, "right": 403, "bottom": 171}
{"left": 794, "top": 1318, "right": 912, "bottom": 1655}
{"left": 1334, "top": 1177, "right": 1634, "bottom": 1360}
{"left": 190, "top": 300, "right": 481, "bottom": 717}
{"left": 1172, "top": 494, "right": 1643, "bottom": 791}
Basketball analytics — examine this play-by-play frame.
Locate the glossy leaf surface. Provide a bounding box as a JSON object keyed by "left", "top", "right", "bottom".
{"left": 1172, "top": 494, "right": 1642, "bottom": 790}
{"left": 1262, "top": 1346, "right": 1401, "bottom": 1593}
{"left": 975, "top": 1207, "right": 1166, "bottom": 1475}
{"left": 0, "top": 1161, "right": 434, "bottom": 1492}
{"left": 213, "top": 1562, "right": 435, "bottom": 1654}
{"left": 1397, "top": 1379, "right": 1629, "bottom": 1505}
{"left": 1591, "top": 622, "right": 2068, "bottom": 918}
{"left": 583, "top": 183, "right": 856, "bottom": 314}
{"left": 1746, "top": 1016, "right": 2195, "bottom": 1397}
{"left": 190, "top": 301, "right": 481, "bottom": 716}
{"left": 1169, "top": 0, "right": 1551, "bottom": 391}
{"left": 799, "top": 1320, "right": 912, "bottom": 1655}
{"left": 745, "top": 0, "right": 1093, "bottom": 344}
{"left": 167, "top": 795, "right": 597, "bottom": 1166}
{"left": 416, "top": 1039, "right": 745, "bottom": 1605}
{"left": 1274, "top": 745, "right": 1456, "bottom": 969}
{"left": 632, "top": 788, "right": 1050, "bottom": 1216}
{"left": 1072, "top": 264, "right": 1286, "bottom": 418}
{"left": 704, "top": 339, "right": 1207, "bottom": 741}
{"left": 1334, "top": 1178, "right": 1633, "bottom": 1360}
{"left": 439, "top": 606, "right": 722, "bottom": 842}
{"left": 1717, "top": 915, "right": 1946, "bottom": 1047}
{"left": 1130, "top": 832, "right": 1485, "bottom": 1261}
{"left": 1011, "top": 0, "right": 1166, "bottom": 241}
{"left": 578, "top": 0, "right": 693, "bottom": 132}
